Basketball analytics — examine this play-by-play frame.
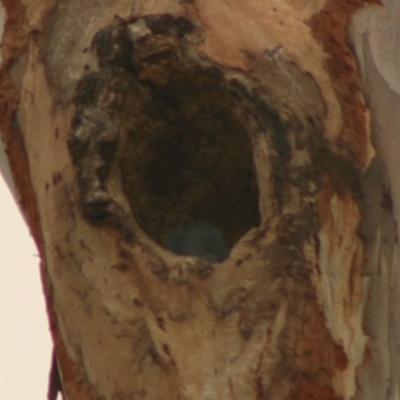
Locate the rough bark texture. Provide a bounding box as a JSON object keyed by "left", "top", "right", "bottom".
{"left": 0, "top": 1, "right": 398, "bottom": 400}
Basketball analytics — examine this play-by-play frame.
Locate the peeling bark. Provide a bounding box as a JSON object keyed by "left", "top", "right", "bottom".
{"left": 0, "top": 1, "right": 398, "bottom": 400}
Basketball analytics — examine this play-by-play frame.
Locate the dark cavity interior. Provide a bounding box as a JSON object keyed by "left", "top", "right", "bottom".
{"left": 118, "top": 51, "right": 260, "bottom": 249}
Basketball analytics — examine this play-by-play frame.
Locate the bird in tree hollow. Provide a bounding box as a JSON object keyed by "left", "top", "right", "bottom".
{"left": 164, "top": 221, "right": 227, "bottom": 262}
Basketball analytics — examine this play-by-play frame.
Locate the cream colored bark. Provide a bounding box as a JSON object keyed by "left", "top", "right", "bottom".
{"left": 0, "top": 1, "right": 399, "bottom": 400}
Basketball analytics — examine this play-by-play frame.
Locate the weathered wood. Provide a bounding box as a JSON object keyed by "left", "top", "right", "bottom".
{"left": 1, "top": 1, "right": 398, "bottom": 400}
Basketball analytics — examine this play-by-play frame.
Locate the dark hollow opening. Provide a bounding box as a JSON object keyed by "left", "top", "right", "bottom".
{"left": 118, "top": 47, "right": 260, "bottom": 252}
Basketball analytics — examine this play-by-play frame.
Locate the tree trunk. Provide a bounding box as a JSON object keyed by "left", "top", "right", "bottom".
{"left": 1, "top": 1, "right": 399, "bottom": 399}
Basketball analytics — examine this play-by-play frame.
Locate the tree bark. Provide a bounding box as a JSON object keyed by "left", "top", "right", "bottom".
{"left": 1, "top": 1, "right": 399, "bottom": 399}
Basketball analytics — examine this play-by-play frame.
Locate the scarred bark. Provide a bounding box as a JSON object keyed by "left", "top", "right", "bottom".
{"left": 1, "top": 1, "right": 399, "bottom": 400}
